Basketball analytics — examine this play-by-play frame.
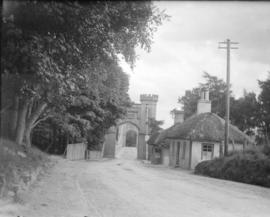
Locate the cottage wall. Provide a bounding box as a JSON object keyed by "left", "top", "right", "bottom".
{"left": 169, "top": 142, "right": 176, "bottom": 166}
{"left": 168, "top": 140, "right": 191, "bottom": 169}
{"left": 213, "top": 142, "right": 220, "bottom": 157}
{"left": 167, "top": 140, "right": 249, "bottom": 170}
{"left": 190, "top": 141, "right": 201, "bottom": 169}
{"left": 161, "top": 148, "right": 170, "bottom": 166}
{"left": 180, "top": 140, "right": 190, "bottom": 169}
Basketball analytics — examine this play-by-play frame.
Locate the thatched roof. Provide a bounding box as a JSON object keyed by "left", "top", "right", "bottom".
{"left": 164, "top": 113, "right": 253, "bottom": 144}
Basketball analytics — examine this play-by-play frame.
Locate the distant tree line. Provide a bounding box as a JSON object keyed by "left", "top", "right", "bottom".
{"left": 1, "top": 1, "right": 168, "bottom": 153}
{"left": 179, "top": 72, "right": 270, "bottom": 144}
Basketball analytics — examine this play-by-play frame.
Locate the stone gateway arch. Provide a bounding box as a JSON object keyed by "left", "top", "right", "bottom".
{"left": 103, "top": 94, "right": 158, "bottom": 159}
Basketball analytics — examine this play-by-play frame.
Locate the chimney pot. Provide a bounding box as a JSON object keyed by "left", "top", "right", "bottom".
{"left": 171, "top": 109, "right": 184, "bottom": 124}
{"left": 197, "top": 89, "right": 211, "bottom": 114}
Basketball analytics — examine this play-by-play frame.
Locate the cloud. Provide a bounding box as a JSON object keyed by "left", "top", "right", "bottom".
{"left": 157, "top": 1, "right": 270, "bottom": 64}
{"left": 121, "top": 1, "right": 270, "bottom": 128}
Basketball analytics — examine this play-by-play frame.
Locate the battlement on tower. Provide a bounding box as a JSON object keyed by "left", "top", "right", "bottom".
{"left": 140, "top": 94, "right": 158, "bottom": 102}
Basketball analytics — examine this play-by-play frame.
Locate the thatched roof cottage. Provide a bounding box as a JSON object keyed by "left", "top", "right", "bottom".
{"left": 148, "top": 90, "right": 254, "bottom": 169}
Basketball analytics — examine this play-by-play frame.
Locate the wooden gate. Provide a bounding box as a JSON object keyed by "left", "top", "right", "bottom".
{"left": 66, "top": 143, "right": 86, "bottom": 160}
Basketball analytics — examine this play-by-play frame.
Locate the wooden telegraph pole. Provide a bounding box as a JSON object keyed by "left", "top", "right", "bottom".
{"left": 145, "top": 104, "right": 149, "bottom": 161}
{"left": 218, "top": 39, "right": 239, "bottom": 156}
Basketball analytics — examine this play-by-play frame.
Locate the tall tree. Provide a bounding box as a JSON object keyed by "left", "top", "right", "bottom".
{"left": 230, "top": 91, "right": 260, "bottom": 135}
{"left": 258, "top": 74, "right": 270, "bottom": 141}
{"left": 178, "top": 72, "right": 229, "bottom": 119}
{"left": 1, "top": 1, "right": 168, "bottom": 147}
{"left": 178, "top": 88, "right": 200, "bottom": 119}
{"left": 148, "top": 118, "right": 164, "bottom": 134}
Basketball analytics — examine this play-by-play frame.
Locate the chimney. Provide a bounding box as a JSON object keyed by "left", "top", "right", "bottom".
{"left": 197, "top": 89, "right": 211, "bottom": 114}
{"left": 171, "top": 108, "right": 184, "bottom": 124}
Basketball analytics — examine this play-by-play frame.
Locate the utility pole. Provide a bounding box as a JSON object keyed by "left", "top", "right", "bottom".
{"left": 218, "top": 39, "right": 239, "bottom": 156}
{"left": 145, "top": 104, "right": 149, "bottom": 160}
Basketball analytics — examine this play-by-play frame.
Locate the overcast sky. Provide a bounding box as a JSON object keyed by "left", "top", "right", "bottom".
{"left": 120, "top": 1, "right": 270, "bottom": 128}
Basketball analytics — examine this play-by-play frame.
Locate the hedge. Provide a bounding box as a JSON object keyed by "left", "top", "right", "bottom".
{"left": 195, "top": 146, "right": 270, "bottom": 187}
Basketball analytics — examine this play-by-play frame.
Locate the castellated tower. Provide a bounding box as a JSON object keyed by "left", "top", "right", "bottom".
{"left": 139, "top": 94, "right": 158, "bottom": 134}
{"left": 137, "top": 94, "right": 158, "bottom": 160}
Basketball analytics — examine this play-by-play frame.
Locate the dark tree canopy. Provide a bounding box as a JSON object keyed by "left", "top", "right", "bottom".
{"left": 179, "top": 72, "right": 228, "bottom": 119}
{"left": 1, "top": 0, "right": 168, "bottom": 151}
{"left": 258, "top": 75, "right": 270, "bottom": 141}
{"left": 230, "top": 91, "right": 260, "bottom": 135}
{"left": 148, "top": 118, "right": 164, "bottom": 134}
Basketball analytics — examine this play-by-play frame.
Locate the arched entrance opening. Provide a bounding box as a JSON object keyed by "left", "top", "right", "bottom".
{"left": 126, "top": 130, "right": 137, "bottom": 147}
{"left": 116, "top": 121, "right": 139, "bottom": 147}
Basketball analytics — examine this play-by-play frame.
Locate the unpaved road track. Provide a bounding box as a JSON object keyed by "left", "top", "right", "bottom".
{"left": 1, "top": 148, "right": 270, "bottom": 217}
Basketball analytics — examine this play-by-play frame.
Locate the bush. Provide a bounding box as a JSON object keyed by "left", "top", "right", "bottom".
{"left": 195, "top": 148, "right": 270, "bottom": 187}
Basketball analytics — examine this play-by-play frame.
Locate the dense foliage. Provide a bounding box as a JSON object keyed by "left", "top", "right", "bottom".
{"left": 195, "top": 147, "right": 270, "bottom": 187}
{"left": 258, "top": 76, "right": 270, "bottom": 143}
{"left": 1, "top": 1, "right": 168, "bottom": 152}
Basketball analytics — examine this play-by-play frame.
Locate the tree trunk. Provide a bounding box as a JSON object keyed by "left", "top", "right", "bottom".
{"left": 10, "top": 96, "right": 19, "bottom": 138}
{"left": 24, "top": 126, "right": 31, "bottom": 148}
{"left": 24, "top": 101, "right": 47, "bottom": 147}
{"left": 15, "top": 100, "right": 28, "bottom": 145}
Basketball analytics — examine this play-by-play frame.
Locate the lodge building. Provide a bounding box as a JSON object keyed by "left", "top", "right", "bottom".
{"left": 148, "top": 89, "right": 254, "bottom": 169}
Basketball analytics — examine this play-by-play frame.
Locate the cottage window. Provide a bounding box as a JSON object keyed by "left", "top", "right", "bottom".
{"left": 201, "top": 143, "right": 214, "bottom": 160}
{"left": 182, "top": 141, "right": 186, "bottom": 159}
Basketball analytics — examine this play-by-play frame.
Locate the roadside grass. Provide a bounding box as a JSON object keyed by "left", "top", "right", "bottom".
{"left": 195, "top": 145, "right": 270, "bottom": 187}
{"left": 0, "top": 138, "right": 50, "bottom": 199}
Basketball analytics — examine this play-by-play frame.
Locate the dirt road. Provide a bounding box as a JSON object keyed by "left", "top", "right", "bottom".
{"left": 1, "top": 147, "right": 270, "bottom": 217}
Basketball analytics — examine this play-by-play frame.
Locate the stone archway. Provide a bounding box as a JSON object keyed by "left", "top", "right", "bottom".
{"left": 103, "top": 93, "right": 158, "bottom": 159}
{"left": 116, "top": 121, "right": 139, "bottom": 148}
